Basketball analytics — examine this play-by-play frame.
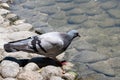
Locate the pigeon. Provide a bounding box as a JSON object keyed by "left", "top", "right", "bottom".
{"left": 4, "top": 30, "right": 80, "bottom": 59}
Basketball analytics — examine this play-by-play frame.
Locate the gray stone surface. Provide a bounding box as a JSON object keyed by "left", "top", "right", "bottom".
{"left": 108, "top": 9, "right": 120, "bottom": 19}
{"left": 68, "top": 15, "right": 87, "bottom": 24}
{"left": 71, "top": 50, "right": 108, "bottom": 63}
{"left": 87, "top": 60, "right": 115, "bottom": 76}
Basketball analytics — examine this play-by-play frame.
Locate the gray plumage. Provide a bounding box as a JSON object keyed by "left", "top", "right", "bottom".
{"left": 4, "top": 30, "right": 80, "bottom": 59}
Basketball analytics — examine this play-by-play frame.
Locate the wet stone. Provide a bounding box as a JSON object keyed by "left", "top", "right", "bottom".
{"left": 68, "top": 15, "right": 87, "bottom": 24}
{"left": 39, "top": 5, "right": 59, "bottom": 15}
{"left": 108, "top": 9, "right": 120, "bottom": 19}
{"left": 34, "top": 0, "right": 55, "bottom": 7}
{"left": 48, "top": 18, "right": 67, "bottom": 27}
{"left": 71, "top": 50, "right": 108, "bottom": 63}
{"left": 51, "top": 11, "right": 66, "bottom": 20}
{"left": 56, "top": 0, "right": 73, "bottom": 3}
{"left": 87, "top": 60, "right": 115, "bottom": 77}
{"left": 22, "top": 1, "right": 35, "bottom": 9}
{"left": 57, "top": 2, "right": 75, "bottom": 11}
{"left": 97, "top": 18, "right": 116, "bottom": 28}
{"left": 66, "top": 8, "right": 86, "bottom": 16}
{"left": 100, "top": 1, "right": 118, "bottom": 10}
{"left": 12, "top": 0, "right": 27, "bottom": 5}
{"left": 74, "top": 41, "right": 97, "bottom": 51}
{"left": 74, "top": 0, "right": 90, "bottom": 3}
{"left": 109, "top": 57, "right": 120, "bottom": 69}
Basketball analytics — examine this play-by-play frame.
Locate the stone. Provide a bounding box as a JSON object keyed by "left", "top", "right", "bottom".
{"left": 108, "top": 9, "right": 120, "bottom": 19}
{"left": 63, "top": 71, "right": 77, "bottom": 80}
{"left": 0, "top": 75, "right": 3, "bottom": 80}
{"left": 11, "top": 23, "right": 33, "bottom": 31}
{"left": 0, "top": 3, "right": 10, "bottom": 9}
{"left": 83, "top": 20, "right": 98, "bottom": 28}
{"left": 28, "top": 12, "right": 48, "bottom": 24}
{"left": 109, "top": 57, "right": 120, "bottom": 69}
{"left": 63, "top": 48, "right": 79, "bottom": 61}
{"left": 40, "top": 66, "right": 63, "bottom": 80}
{"left": 48, "top": 18, "right": 67, "bottom": 27}
{"left": 51, "top": 11, "right": 66, "bottom": 20}
{"left": 11, "top": 0, "right": 26, "bottom": 4}
{"left": 68, "top": 15, "right": 87, "bottom": 24}
{"left": 0, "top": 60, "right": 20, "bottom": 78}
{"left": 0, "top": 39, "right": 8, "bottom": 49}
{"left": 74, "top": 0, "right": 90, "bottom": 3}
{"left": 57, "top": 2, "right": 75, "bottom": 11}
{"left": 5, "top": 51, "right": 29, "bottom": 59}
{"left": 71, "top": 50, "right": 108, "bottom": 63}
{"left": 97, "top": 18, "right": 115, "bottom": 28}
{"left": 32, "top": 21, "right": 49, "bottom": 28}
{"left": 78, "top": 0, "right": 99, "bottom": 9}
{"left": 17, "top": 71, "right": 43, "bottom": 80}
{"left": 73, "top": 41, "right": 96, "bottom": 51}
{"left": 66, "top": 8, "right": 85, "bottom": 16}
{"left": 56, "top": 0, "right": 73, "bottom": 2}
{"left": 3, "top": 78, "right": 17, "bottom": 80}
{"left": 22, "top": 1, "right": 35, "bottom": 9}
{"left": 6, "top": 13, "right": 19, "bottom": 22}
{"left": 0, "top": 9, "right": 10, "bottom": 15}
{"left": 0, "top": 27, "right": 6, "bottom": 33}
{"left": 100, "top": 1, "right": 117, "bottom": 10}
{"left": 34, "top": 28, "right": 46, "bottom": 34}
{"left": 40, "top": 5, "right": 59, "bottom": 15}
{"left": 34, "top": 0, "right": 55, "bottom": 6}
{"left": 86, "top": 7, "right": 103, "bottom": 16}
{"left": 73, "top": 62, "right": 95, "bottom": 77}
{"left": 14, "top": 19, "right": 25, "bottom": 25}
{"left": 7, "top": 31, "right": 37, "bottom": 41}
{"left": 0, "top": 15, "right": 4, "bottom": 24}
{"left": 62, "top": 62, "right": 74, "bottom": 71}
{"left": 87, "top": 60, "right": 115, "bottom": 76}
{"left": 50, "top": 76, "right": 64, "bottom": 80}
{"left": 23, "top": 62, "right": 39, "bottom": 71}
{"left": 56, "top": 52, "right": 65, "bottom": 61}
{"left": 0, "top": 20, "right": 10, "bottom": 27}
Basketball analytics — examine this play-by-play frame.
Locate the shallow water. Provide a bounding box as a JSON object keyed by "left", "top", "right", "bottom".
{"left": 10, "top": 0, "right": 120, "bottom": 79}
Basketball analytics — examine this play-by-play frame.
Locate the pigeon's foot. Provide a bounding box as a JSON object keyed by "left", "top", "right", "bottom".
{"left": 60, "top": 60, "right": 67, "bottom": 65}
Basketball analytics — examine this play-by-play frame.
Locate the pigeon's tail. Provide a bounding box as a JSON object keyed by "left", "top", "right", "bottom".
{"left": 4, "top": 37, "right": 33, "bottom": 53}
{"left": 4, "top": 43, "right": 17, "bottom": 52}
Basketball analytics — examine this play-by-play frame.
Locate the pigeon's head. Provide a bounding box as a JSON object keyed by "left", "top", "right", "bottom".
{"left": 68, "top": 30, "right": 80, "bottom": 38}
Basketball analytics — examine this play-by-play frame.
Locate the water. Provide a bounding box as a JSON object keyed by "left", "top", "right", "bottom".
{"left": 10, "top": 0, "right": 120, "bottom": 79}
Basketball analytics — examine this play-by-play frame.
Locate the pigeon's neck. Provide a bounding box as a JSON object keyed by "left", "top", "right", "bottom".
{"left": 67, "top": 33, "right": 75, "bottom": 40}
